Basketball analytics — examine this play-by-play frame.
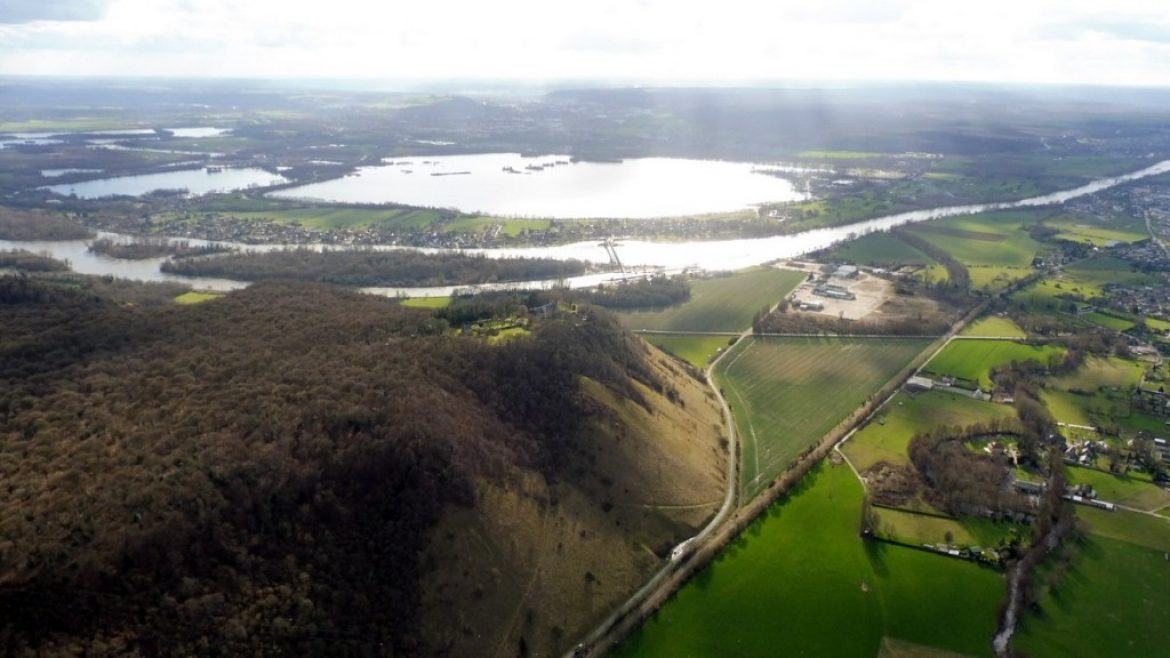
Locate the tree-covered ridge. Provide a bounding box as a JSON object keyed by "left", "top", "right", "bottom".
{"left": 0, "top": 277, "right": 661, "bottom": 656}
{"left": 160, "top": 247, "right": 589, "bottom": 286}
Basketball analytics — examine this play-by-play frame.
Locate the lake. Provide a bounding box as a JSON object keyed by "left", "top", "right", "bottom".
{"left": 7, "top": 158, "right": 1170, "bottom": 295}
{"left": 270, "top": 153, "right": 807, "bottom": 219}
{"left": 42, "top": 167, "right": 287, "bottom": 199}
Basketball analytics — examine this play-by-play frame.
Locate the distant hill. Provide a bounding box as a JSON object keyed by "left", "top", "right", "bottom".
{"left": 0, "top": 277, "right": 725, "bottom": 657}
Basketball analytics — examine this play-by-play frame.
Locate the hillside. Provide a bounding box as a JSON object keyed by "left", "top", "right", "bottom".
{"left": 0, "top": 276, "right": 725, "bottom": 657}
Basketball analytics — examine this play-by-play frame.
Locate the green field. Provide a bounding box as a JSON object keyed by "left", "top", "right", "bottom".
{"left": 173, "top": 291, "right": 223, "bottom": 304}
{"left": 844, "top": 390, "right": 1017, "bottom": 472}
{"left": 1015, "top": 508, "right": 1170, "bottom": 658}
{"left": 1049, "top": 356, "right": 1145, "bottom": 392}
{"left": 906, "top": 211, "right": 1046, "bottom": 268}
{"left": 1044, "top": 213, "right": 1149, "bottom": 246}
{"left": 642, "top": 334, "right": 734, "bottom": 370}
{"left": 1013, "top": 256, "right": 1162, "bottom": 311}
{"left": 871, "top": 506, "right": 1020, "bottom": 550}
{"left": 923, "top": 339, "right": 1066, "bottom": 390}
{"left": 1066, "top": 466, "right": 1170, "bottom": 512}
{"left": 826, "top": 231, "right": 933, "bottom": 265}
{"left": 1040, "top": 356, "right": 1147, "bottom": 429}
{"left": 617, "top": 268, "right": 806, "bottom": 333}
{"left": 399, "top": 296, "right": 451, "bottom": 309}
{"left": 1082, "top": 311, "right": 1135, "bottom": 332}
{"left": 614, "top": 463, "right": 1003, "bottom": 658}
{"left": 440, "top": 215, "right": 552, "bottom": 237}
{"left": 960, "top": 316, "right": 1026, "bottom": 338}
{"left": 716, "top": 337, "right": 931, "bottom": 499}
{"left": 233, "top": 207, "right": 442, "bottom": 230}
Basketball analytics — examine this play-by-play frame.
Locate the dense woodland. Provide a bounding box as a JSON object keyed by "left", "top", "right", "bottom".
{"left": 161, "top": 248, "right": 589, "bottom": 286}
{"left": 0, "top": 207, "right": 92, "bottom": 241}
{"left": 88, "top": 238, "right": 234, "bottom": 260}
{"left": 0, "top": 249, "right": 70, "bottom": 272}
{"left": 0, "top": 275, "right": 663, "bottom": 656}
{"left": 562, "top": 275, "right": 691, "bottom": 309}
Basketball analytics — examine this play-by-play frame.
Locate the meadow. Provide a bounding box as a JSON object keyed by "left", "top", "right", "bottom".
{"left": 922, "top": 339, "right": 1066, "bottom": 390}
{"left": 232, "top": 207, "right": 442, "bottom": 230}
{"left": 399, "top": 296, "right": 452, "bottom": 309}
{"left": 959, "top": 316, "right": 1026, "bottom": 338}
{"left": 1012, "top": 255, "right": 1162, "bottom": 311}
{"left": 716, "top": 336, "right": 931, "bottom": 499}
{"left": 617, "top": 268, "right": 806, "bottom": 333}
{"left": 824, "top": 231, "right": 933, "bottom": 266}
{"left": 613, "top": 463, "right": 1004, "bottom": 658}
{"left": 641, "top": 334, "right": 735, "bottom": 370}
{"left": 1015, "top": 508, "right": 1170, "bottom": 658}
{"left": 843, "top": 390, "right": 1017, "bottom": 472}
{"left": 173, "top": 291, "right": 223, "bottom": 304}
{"left": 1043, "top": 212, "right": 1149, "bottom": 246}
{"left": 870, "top": 506, "right": 1021, "bottom": 550}
{"left": 903, "top": 210, "right": 1047, "bottom": 291}
{"left": 1065, "top": 466, "right": 1170, "bottom": 512}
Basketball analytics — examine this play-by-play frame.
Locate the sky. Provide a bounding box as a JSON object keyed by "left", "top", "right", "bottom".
{"left": 2, "top": 0, "right": 1170, "bottom": 86}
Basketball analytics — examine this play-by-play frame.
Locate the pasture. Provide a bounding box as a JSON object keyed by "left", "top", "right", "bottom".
{"left": 642, "top": 333, "right": 734, "bottom": 370}
{"left": 232, "top": 207, "right": 442, "bottom": 230}
{"left": 1044, "top": 213, "right": 1149, "bottom": 246}
{"left": 1015, "top": 509, "right": 1170, "bottom": 658}
{"left": 922, "top": 339, "right": 1065, "bottom": 390}
{"left": 825, "top": 231, "right": 933, "bottom": 266}
{"left": 904, "top": 210, "right": 1046, "bottom": 269}
{"left": 716, "top": 336, "right": 931, "bottom": 499}
{"left": 617, "top": 267, "right": 805, "bottom": 333}
{"left": 960, "top": 316, "right": 1026, "bottom": 338}
{"left": 613, "top": 463, "right": 1003, "bottom": 658}
{"left": 399, "top": 296, "right": 451, "bottom": 309}
{"left": 844, "top": 390, "right": 1017, "bottom": 472}
{"left": 1013, "top": 256, "right": 1161, "bottom": 311}
{"left": 1065, "top": 466, "right": 1170, "bottom": 512}
{"left": 871, "top": 506, "right": 1021, "bottom": 550}
{"left": 173, "top": 291, "right": 223, "bottom": 304}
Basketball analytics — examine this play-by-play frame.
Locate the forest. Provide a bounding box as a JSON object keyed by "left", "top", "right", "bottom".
{"left": 0, "top": 275, "right": 663, "bottom": 657}
{"left": 160, "top": 248, "right": 590, "bottom": 286}
{"left": 0, "top": 207, "right": 92, "bottom": 241}
{"left": 88, "top": 238, "right": 234, "bottom": 260}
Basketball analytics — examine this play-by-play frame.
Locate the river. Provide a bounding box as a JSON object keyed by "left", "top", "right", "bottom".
{"left": 4, "top": 158, "right": 1169, "bottom": 296}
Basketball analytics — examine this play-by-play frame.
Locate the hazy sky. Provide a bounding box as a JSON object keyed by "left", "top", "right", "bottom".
{"left": 3, "top": 0, "right": 1170, "bottom": 86}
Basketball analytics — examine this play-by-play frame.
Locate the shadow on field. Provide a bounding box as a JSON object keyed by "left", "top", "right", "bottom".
{"left": 863, "top": 535, "right": 890, "bottom": 577}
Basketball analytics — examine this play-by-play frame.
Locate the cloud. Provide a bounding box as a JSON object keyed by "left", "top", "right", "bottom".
{"left": 0, "top": 0, "right": 108, "bottom": 23}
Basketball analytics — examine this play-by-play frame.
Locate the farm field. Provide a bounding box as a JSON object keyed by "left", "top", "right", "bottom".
{"left": 922, "top": 339, "right": 1065, "bottom": 390}
{"left": 1049, "top": 356, "right": 1146, "bottom": 392}
{"left": 232, "top": 207, "right": 443, "bottom": 230}
{"left": 173, "top": 291, "right": 222, "bottom": 304}
{"left": 1015, "top": 508, "right": 1170, "bottom": 658}
{"left": 641, "top": 333, "right": 733, "bottom": 370}
{"left": 617, "top": 267, "right": 805, "bottom": 333}
{"left": 1065, "top": 466, "right": 1170, "bottom": 512}
{"left": 844, "top": 390, "right": 1017, "bottom": 472}
{"left": 1012, "top": 256, "right": 1162, "bottom": 311}
{"left": 825, "top": 231, "right": 933, "bottom": 266}
{"left": 440, "top": 215, "right": 552, "bottom": 236}
{"left": 904, "top": 210, "right": 1046, "bottom": 269}
{"left": 960, "top": 316, "right": 1026, "bottom": 338}
{"left": 399, "top": 296, "right": 451, "bottom": 309}
{"left": 1082, "top": 310, "right": 1134, "bottom": 332}
{"left": 870, "top": 506, "right": 1021, "bottom": 550}
{"left": 716, "top": 336, "right": 931, "bottom": 499}
{"left": 1040, "top": 356, "right": 1147, "bottom": 429}
{"left": 1044, "top": 213, "right": 1149, "bottom": 246}
{"left": 613, "top": 463, "right": 1003, "bottom": 658}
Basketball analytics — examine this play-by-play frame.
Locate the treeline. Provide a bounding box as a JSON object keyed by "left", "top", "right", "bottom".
{"left": 88, "top": 237, "right": 234, "bottom": 260}
{"left": 0, "top": 277, "right": 661, "bottom": 656}
{"left": 0, "top": 249, "right": 70, "bottom": 272}
{"left": 563, "top": 275, "right": 691, "bottom": 309}
{"left": 0, "top": 207, "right": 93, "bottom": 241}
{"left": 753, "top": 306, "right": 951, "bottom": 336}
{"left": 161, "top": 248, "right": 589, "bottom": 286}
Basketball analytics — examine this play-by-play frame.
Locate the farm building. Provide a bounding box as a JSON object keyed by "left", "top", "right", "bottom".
{"left": 832, "top": 265, "right": 860, "bottom": 279}
{"left": 796, "top": 299, "right": 825, "bottom": 311}
{"left": 813, "top": 284, "right": 856, "bottom": 300}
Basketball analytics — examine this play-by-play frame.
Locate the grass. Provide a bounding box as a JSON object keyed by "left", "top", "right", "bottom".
{"left": 905, "top": 210, "right": 1046, "bottom": 270}
{"left": 617, "top": 268, "right": 806, "bottom": 333}
{"left": 871, "top": 506, "right": 1021, "bottom": 550}
{"left": 1082, "top": 311, "right": 1134, "bottom": 332}
{"left": 923, "top": 339, "right": 1065, "bottom": 390}
{"left": 1066, "top": 466, "right": 1170, "bottom": 512}
{"left": 1044, "top": 213, "right": 1149, "bottom": 246}
{"left": 173, "top": 291, "right": 223, "bottom": 304}
{"left": 716, "top": 336, "right": 931, "bottom": 499}
{"left": 844, "top": 390, "right": 1017, "bottom": 472}
{"left": 399, "top": 296, "right": 451, "bottom": 309}
{"left": 825, "top": 231, "right": 933, "bottom": 266}
{"left": 613, "top": 463, "right": 1003, "bottom": 658}
{"left": 642, "top": 334, "right": 734, "bottom": 370}
{"left": 440, "top": 216, "right": 552, "bottom": 237}
{"left": 232, "top": 207, "right": 442, "bottom": 230}
{"left": 1049, "top": 356, "right": 1146, "bottom": 392}
{"left": 960, "top": 316, "right": 1027, "bottom": 338}
{"left": 1015, "top": 508, "right": 1170, "bottom": 658}
{"left": 1013, "top": 256, "right": 1161, "bottom": 311}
